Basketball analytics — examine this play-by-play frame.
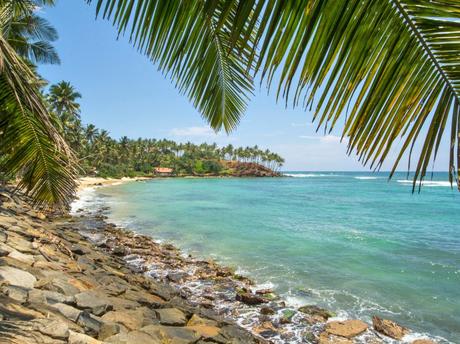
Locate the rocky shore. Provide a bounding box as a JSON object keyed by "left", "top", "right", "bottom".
{"left": 0, "top": 184, "right": 439, "bottom": 344}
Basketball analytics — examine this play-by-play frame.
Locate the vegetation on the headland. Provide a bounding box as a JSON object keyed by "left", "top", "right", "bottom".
{"left": 1, "top": 0, "right": 460, "bottom": 207}
{"left": 46, "top": 81, "right": 283, "bottom": 178}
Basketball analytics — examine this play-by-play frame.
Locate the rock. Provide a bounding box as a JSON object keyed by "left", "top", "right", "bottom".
{"left": 122, "top": 289, "right": 165, "bottom": 307}
{"left": 319, "top": 332, "right": 353, "bottom": 344}
{"left": 280, "top": 309, "right": 296, "bottom": 324}
{"left": 38, "top": 319, "right": 70, "bottom": 339}
{"left": 188, "top": 325, "right": 221, "bottom": 338}
{"left": 260, "top": 306, "right": 275, "bottom": 315}
{"left": 41, "top": 277, "right": 81, "bottom": 296}
{"left": 325, "top": 320, "right": 368, "bottom": 338}
{"left": 298, "top": 305, "right": 334, "bottom": 322}
{"left": 112, "top": 246, "right": 126, "bottom": 256}
{"left": 235, "top": 292, "right": 267, "bottom": 305}
{"left": 167, "top": 271, "right": 187, "bottom": 282}
{"left": 372, "top": 316, "right": 409, "bottom": 340}
{"left": 255, "top": 288, "right": 273, "bottom": 295}
{"left": 187, "top": 314, "right": 218, "bottom": 327}
{"left": 253, "top": 321, "right": 278, "bottom": 338}
{"left": 1, "top": 285, "right": 29, "bottom": 303}
{"left": 70, "top": 244, "right": 91, "bottom": 255}
{"left": 104, "top": 330, "right": 155, "bottom": 343}
{"left": 49, "top": 302, "right": 82, "bottom": 322}
{"left": 101, "top": 309, "right": 150, "bottom": 331}
{"left": 98, "top": 322, "right": 125, "bottom": 341}
{"left": 29, "top": 288, "right": 74, "bottom": 304}
{"left": 156, "top": 308, "right": 187, "bottom": 326}
{"left": 68, "top": 330, "right": 103, "bottom": 344}
{"left": 7, "top": 250, "right": 35, "bottom": 265}
{"left": 412, "top": 340, "right": 436, "bottom": 344}
{"left": 0, "top": 266, "right": 37, "bottom": 288}
{"left": 140, "top": 325, "right": 200, "bottom": 343}
{"left": 77, "top": 311, "right": 104, "bottom": 335}
{"left": 75, "top": 291, "right": 112, "bottom": 315}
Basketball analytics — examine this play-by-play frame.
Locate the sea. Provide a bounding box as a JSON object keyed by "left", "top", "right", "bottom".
{"left": 74, "top": 172, "right": 460, "bottom": 343}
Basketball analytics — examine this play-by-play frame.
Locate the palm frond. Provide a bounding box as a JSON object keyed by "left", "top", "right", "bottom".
{"left": 86, "top": 0, "right": 256, "bottom": 132}
{"left": 225, "top": 0, "right": 460, "bottom": 189}
{"left": 0, "top": 35, "right": 76, "bottom": 208}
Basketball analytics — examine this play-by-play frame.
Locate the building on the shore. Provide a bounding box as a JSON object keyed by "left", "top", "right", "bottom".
{"left": 153, "top": 167, "right": 174, "bottom": 176}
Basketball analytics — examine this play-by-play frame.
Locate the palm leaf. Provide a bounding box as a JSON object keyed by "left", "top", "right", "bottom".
{"left": 0, "top": 34, "right": 76, "bottom": 208}
{"left": 238, "top": 0, "right": 460, "bottom": 189}
{"left": 86, "top": 0, "right": 256, "bottom": 132}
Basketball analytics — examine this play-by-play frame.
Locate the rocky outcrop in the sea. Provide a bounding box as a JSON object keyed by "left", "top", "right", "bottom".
{"left": 221, "top": 161, "right": 281, "bottom": 177}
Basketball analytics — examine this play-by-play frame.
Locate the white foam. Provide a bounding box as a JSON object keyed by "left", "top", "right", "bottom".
{"left": 354, "top": 176, "right": 381, "bottom": 180}
{"left": 284, "top": 173, "right": 342, "bottom": 178}
{"left": 70, "top": 187, "right": 96, "bottom": 214}
{"left": 397, "top": 180, "right": 453, "bottom": 187}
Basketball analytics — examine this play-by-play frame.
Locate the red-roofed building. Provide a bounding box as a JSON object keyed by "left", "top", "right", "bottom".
{"left": 153, "top": 167, "right": 173, "bottom": 176}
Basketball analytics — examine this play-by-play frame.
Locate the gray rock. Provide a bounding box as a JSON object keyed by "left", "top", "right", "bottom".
{"left": 98, "top": 322, "right": 126, "bottom": 341}
{"left": 75, "top": 291, "right": 112, "bottom": 315}
{"left": 155, "top": 308, "right": 187, "bottom": 326}
{"left": 7, "top": 250, "right": 35, "bottom": 265}
{"left": 1, "top": 285, "right": 29, "bottom": 303}
{"left": 29, "top": 288, "right": 75, "bottom": 305}
{"left": 77, "top": 311, "right": 104, "bottom": 335}
{"left": 0, "top": 266, "right": 37, "bottom": 288}
{"left": 38, "top": 319, "right": 70, "bottom": 339}
{"left": 49, "top": 302, "right": 82, "bottom": 322}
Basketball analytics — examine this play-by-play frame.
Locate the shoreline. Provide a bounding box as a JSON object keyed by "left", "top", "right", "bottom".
{"left": 73, "top": 180, "right": 441, "bottom": 344}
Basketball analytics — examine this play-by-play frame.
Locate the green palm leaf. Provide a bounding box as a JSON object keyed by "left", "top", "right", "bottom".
{"left": 86, "top": 0, "right": 256, "bottom": 132}
{"left": 244, "top": 0, "right": 460, "bottom": 189}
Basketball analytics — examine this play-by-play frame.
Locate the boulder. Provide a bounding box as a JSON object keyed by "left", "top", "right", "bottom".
{"left": 280, "top": 309, "right": 296, "bottom": 324}
{"left": 49, "top": 302, "right": 82, "bottom": 322}
{"left": 104, "top": 330, "right": 154, "bottom": 343}
{"left": 412, "top": 340, "right": 436, "bottom": 344}
{"left": 372, "top": 316, "right": 409, "bottom": 340}
{"left": 38, "top": 319, "right": 70, "bottom": 339}
{"left": 260, "top": 306, "right": 275, "bottom": 315}
{"left": 187, "top": 314, "right": 217, "bottom": 327}
{"left": 75, "top": 291, "right": 112, "bottom": 315}
{"left": 101, "top": 309, "right": 148, "bottom": 331}
{"left": 298, "top": 305, "right": 334, "bottom": 322}
{"left": 155, "top": 308, "right": 187, "bottom": 326}
{"left": 0, "top": 266, "right": 37, "bottom": 288}
{"left": 7, "top": 250, "right": 35, "bottom": 265}
{"left": 1, "top": 285, "right": 29, "bottom": 303}
{"left": 253, "top": 321, "right": 278, "bottom": 339}
{"left": 325, "top": 320, "right": 368, "bottom": 338}
{"left": 235, "top": 292, "right": 267, "bottom": 305}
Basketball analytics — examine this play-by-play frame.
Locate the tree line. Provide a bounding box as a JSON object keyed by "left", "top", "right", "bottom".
{"left": 47, "top": 82, "right": 284, "bottom": 178}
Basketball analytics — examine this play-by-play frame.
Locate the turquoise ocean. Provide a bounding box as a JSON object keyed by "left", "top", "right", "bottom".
{"left": 82, "top": 172, "right": 460, "bottom": 342}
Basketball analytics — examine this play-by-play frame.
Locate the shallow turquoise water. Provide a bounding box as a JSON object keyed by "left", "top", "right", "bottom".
{"left": 96, "top": 172, "right": 460, "bottom": 342}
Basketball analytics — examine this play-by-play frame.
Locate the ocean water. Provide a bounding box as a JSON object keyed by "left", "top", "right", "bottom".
{"left": 84, "top": 172, "right": 460, "bottom": 342}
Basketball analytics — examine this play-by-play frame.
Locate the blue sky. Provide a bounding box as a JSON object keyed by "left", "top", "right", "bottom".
{"left": 38, "top": 2, "right": 448, "bottom": 171}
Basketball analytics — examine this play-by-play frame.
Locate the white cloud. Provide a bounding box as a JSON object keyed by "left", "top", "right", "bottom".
{"left": 170, "top": 126, "right": 218, "bottom": 137}
{"left": 299, "top": 134, "right": 347, "bottom": 144}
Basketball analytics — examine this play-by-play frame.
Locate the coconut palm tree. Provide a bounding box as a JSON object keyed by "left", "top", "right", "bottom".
{"left": 87, "top": 0, "right": 460, "bottom": 189}
{"left": 0, "top": 0, "right": 76, "bottom": 208}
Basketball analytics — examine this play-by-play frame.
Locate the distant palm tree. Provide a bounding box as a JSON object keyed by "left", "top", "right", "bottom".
{"left": 48, "top": 81, "right": 82, "bottom": 120}
{"left": 88, "top": 0, "right": 460, "bottom": 189}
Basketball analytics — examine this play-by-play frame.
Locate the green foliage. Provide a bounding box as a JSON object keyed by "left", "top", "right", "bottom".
{"left": 0, "top": 0, "right": 76, "bottom": 209}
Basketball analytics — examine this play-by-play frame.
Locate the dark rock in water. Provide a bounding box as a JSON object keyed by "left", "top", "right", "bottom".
{"left": 260, "top": 306, "right": 275, "bottom": 315}
{"left": 372, "top": 316, "right": 409, "bottom": 340}
{"left": 279, "top": 309, "right": 295, "bottom": 324}
{"left": 235, "top": 292, "right": 268, "bottom": 305}
{"left": 298, "top": 305, "right": 334, "bottom": 323}
{"left": 112, "top": 246, "right": 127, "bottom": 256}
{"left": 253, "top": 321, "right": 279, "bottom": 338}
{"left": 255, "top": 288, "right": 273, "bottom": 295}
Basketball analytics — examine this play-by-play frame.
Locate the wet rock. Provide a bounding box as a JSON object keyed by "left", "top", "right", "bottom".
{"left": 253, "top": 321, "right": 279, "bottom": 338}
{"left": 235, "top": 292, "right": 268, "bottom": 305}
{"left": 298, "top": 305, "right": 334, "bottom": 322}
{"left": 279, "top": 309, "right": 296, "bottom": 324}
{"left": 255, "top": 288, "right": 273, "bottom": 295}
{"left": 260, "top": 306, "right": 275, "bottom": 315}
{"left": 325, "top": 319, "right": 368, "bottom": 338}
{"left": 372, "top": 316, "right": 409, "bottom": 340}
{"left": 156, "top": 307, "right": 187, "bottom": 326}
{"left": 0, "top": 266, "right": 37, "bottom": 288}
{"left": 319, "top": 332, "right": 353, "bottom": 344}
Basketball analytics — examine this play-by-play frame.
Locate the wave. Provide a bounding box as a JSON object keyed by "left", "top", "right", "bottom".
{"left": 397, "top": 180, "right": 453, "bottom": 187}
{"left": 284, "top": 173, "right": 342, "bottom": 178}
{"left": 354, "top": 176, "right": 381, "bottom": 180}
